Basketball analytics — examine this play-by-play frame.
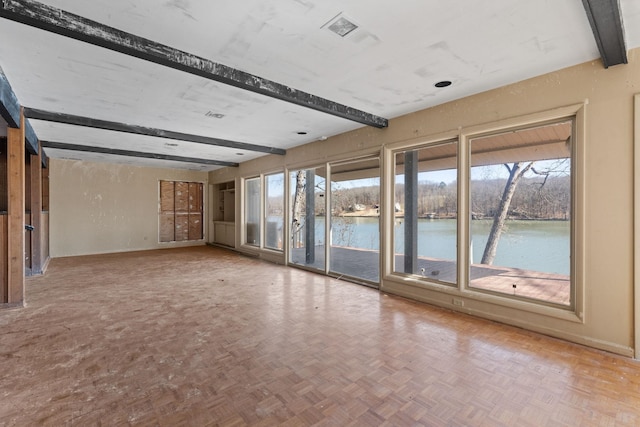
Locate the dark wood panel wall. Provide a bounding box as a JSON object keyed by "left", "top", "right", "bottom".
{"left": 159, "top": 180, "right": 203, "bottom": 243}
{"left": 0, "top": 215, "right": 7, "bottom": 303}
{"left": 6, "top": 114, "right": 25, "bottom": 304}
{"left": 0, "top": 138, "right": 8, "bottom": 212}
{"left": 42, "top": 166, "right": 49, "bottom": 211}
{"left": 1, "top": 108, "right": 49, "bottom": 306}
{"left": 188, "top": 182, "right": 203, "bottom": 241}
{"left": 159, "top": 180, "right": 176, "bottom": 242}
{"left": 28, "top": 145, "right": 43, "bottom": 274}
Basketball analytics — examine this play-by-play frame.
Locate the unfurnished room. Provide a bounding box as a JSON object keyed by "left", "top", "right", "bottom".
{"left": 1, "top": 0, "right": 640, "bottom": 425}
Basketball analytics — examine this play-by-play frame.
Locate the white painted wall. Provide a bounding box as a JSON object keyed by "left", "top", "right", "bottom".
{"left": 50, "top": 160, "right": 208, "bottom": 257}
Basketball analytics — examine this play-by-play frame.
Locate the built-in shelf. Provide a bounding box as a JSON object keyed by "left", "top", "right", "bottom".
{"left": 213, "top": 221, "right": 235, "bottom": 247}
{"left": 211, "top": 180, "right": 235, "bottom": 246}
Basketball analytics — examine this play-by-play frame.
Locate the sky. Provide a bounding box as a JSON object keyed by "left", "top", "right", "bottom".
{"left": 267, "top": 158, "right": 569, "bottom": 196}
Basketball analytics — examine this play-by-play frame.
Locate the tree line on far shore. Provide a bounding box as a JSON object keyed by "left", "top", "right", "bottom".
{"left": 281, "top": 168, "right": 569, "bottom": 221}
{"left": 326, "top": 174, "right": 569, "bottom": 220}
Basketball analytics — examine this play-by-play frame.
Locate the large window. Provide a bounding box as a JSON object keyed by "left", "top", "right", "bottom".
{"left": 388, "top": 116, "right": 575, "bottom": 310}
{"left": 469, "top": 120, "right": 572, "bottom": 306}
{"left": 240, "top": 173, "right": 285, "bottom": 251}
{"left": 265, "top": 173, "right": 284, "bottom": 250}
{"left": 289, "top": 167, "right": 326, "bottom": 271}
{"left": 237, "top": 113, "right": 576, "bottom": 312}
{"left": 393, "top": 141, "right": 458, "bottom": 285}
{"left": 245, "top": 177, "right": 260, "bottom": 246}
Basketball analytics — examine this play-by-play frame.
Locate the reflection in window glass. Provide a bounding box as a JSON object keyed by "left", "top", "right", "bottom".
{"left": 265, "top": 173, "right": 284, "bottom": 250}
{"left": 289, "top": 167, "right": 326, "bottom": 271}
{"left": 245, "top": 177, "right": 260, "bottom": 246}
{"left": 393, "top": 141, "right": 458, "bottom": 285}
{"left": 469, "top": 120, "right": 572, "bottom": 306}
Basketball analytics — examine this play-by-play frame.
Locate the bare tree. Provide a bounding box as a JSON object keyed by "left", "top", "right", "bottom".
{"left": 481, "top": 162, "right": 533, "bottom": 265}
{"left": 291, "top": 171, "right": 306, "bottom": 244}
{"left": 480, "top": 157, "right": 570, "bottom": 265}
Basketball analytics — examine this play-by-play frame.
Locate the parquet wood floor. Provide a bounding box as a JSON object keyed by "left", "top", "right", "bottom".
{"left": 1, "top": 246, "right": 638, "bottom": 426}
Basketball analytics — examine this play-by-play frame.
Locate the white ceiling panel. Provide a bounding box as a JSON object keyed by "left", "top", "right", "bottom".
{"left": 0, "top": 0, "right": 638, "bottom": 169}
{"left": 32, "top": 121, "right": 264, "bottom": 164}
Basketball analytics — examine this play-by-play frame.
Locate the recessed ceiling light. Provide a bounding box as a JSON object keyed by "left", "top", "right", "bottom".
{"left": 435, "top": 80, "right": 452, "bottom": 88}
{"left": 205, "top": 111, "right": 225, "bottom": 118}
{"left": 297, "top": 131, "right": 308, "bottom": 135}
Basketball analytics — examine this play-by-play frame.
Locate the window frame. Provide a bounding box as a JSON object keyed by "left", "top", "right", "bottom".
{"left": 264, "top": 172, "right": 285, "bottom": 252}
{"left": 286, "top": 165, "right": 328, "bottom": 272}
{"left": 382, "top": 104, "right": 585, "bottom": 322}
{"left": 240, "top": 172, "right": 286, "bottom": 253}
{"left": 243, "top": 176, "right": 261, "bottom": 247}
{"left": 465, "top": 118, "right": 575, "bottom": 309}
{"left": 327, "top": 156, "right": 382, "bottom": 287}
{"left": 390, "top": 139, "right": 459, "bottom": 286}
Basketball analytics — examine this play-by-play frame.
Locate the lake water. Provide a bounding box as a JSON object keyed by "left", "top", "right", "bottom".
{"left": 325, "top": 217, "right": 569, "bottom": 275}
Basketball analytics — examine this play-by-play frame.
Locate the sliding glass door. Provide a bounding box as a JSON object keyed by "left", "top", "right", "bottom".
{"left": 329, "top": 158, "right": 380, "bottom": 284}
{"left": 289, "top": 167, "right": 326, "bottom": 271}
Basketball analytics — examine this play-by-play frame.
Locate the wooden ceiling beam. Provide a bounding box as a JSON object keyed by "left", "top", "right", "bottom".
{"left": 581, "top": 0, "right": 628, "bottom": 68}
{"left": 0, "top": 0, "right": 388, "bottom": 128}
{"left": 41, "top": 141, "right": 239, "bottom": 168}
{"left": 22, "top": 114, "right": 38, "bottom": 155}
{"left": 0, "top": 68, "right": 38, "bottom": 154}
{"left": 0, "top": 67, "right": 20, "bottom": 129}
{"left": 41, "top": 148, "right": 48, "bottom": 168}
{"left": 24, "top": 108, "right": 285, "bottom": 155}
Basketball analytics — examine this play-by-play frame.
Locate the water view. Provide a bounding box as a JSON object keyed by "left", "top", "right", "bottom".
{"left": 326, "top": 217, "right": 569, "bottom": 275}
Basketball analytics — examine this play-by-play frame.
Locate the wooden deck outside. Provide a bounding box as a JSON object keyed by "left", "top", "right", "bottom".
{"left": 0, "top": 246, "right": 636, "bottom": 426}
{"left": 292, "top": 246, "right": 570, "bottom": 305}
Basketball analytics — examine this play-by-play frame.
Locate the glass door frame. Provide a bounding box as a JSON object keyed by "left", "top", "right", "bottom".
{"left": 326, "top": 156, "right": 381, "bottom": 288}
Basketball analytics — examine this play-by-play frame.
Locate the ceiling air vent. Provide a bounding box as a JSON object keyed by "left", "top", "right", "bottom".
{"left": 323, "top": 13, "right": 358, "bottom": 37}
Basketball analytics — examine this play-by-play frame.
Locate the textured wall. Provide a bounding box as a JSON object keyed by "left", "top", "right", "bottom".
{"left": 50, "top": 160, "right": 207, "bottom": 257}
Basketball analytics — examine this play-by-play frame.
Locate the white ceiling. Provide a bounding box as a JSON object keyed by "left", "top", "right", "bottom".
{"left": 1, "top": 0, "right": 640, "bottom": 171}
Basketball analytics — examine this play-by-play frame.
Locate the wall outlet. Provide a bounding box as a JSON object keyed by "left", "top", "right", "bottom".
{"left": 452, "top": 298, "right": 464, "bottom": 307}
